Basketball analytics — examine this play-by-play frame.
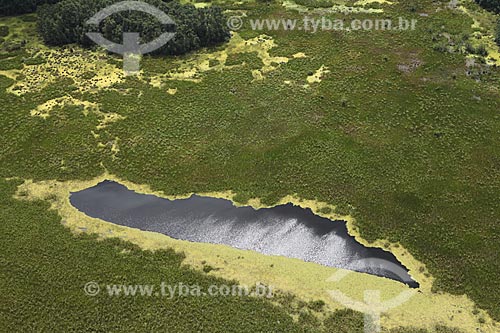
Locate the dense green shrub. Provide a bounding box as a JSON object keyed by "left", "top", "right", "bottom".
{"left": 0, "top": 0, "right": 61, "bottom": 16}
{"left": 464, "top": 41, "right": 489, "bottom": 56}
{"left": 474, "top": 0, "right": 500, "bottom": 13}
{"left": 496, "top": 18, "right": 500, "bottom": 46}
{"left": 0, "top": 26, "right": 9, "bottom": 37}
{"left": 37, "top": 0, "right": 230, "bottom": 55}
{"left": 476, "top": 43, "right": 488, "bottom": 56}
{"left": 294, "top": 0, "right": 338, "bottom": 9}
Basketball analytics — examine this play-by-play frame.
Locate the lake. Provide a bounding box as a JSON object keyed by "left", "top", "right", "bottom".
{"left": 70, "top": 180, "right": 418, "bottom": 287}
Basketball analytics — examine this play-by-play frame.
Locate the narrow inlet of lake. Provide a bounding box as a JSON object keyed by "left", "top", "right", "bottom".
{"left": 70, "top": 180, "right": 418, "bottom": 287}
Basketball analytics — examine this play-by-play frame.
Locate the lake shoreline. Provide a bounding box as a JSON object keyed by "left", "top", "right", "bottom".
{"left": 11, "top": 174, "right": 497, "bottom": 332}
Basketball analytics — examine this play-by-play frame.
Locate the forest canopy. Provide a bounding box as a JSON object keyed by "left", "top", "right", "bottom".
{"left": 0, "top": 0, "right": 62, "bottom": 16}
{"left": 37, "top": 0, "right": 230, "bottom": 55}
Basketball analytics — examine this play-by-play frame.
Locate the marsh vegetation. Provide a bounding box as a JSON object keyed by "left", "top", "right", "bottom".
{"left": 0, "top": 0, "right": 499, "bottom": 331}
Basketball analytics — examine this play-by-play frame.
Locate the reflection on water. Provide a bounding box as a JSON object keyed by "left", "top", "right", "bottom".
{"left": 70, "top": 180, "right": 418, "bottom": 287}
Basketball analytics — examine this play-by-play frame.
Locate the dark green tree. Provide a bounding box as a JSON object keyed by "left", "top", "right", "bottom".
{"left": 37, "top": 0, "right": 105, "bottom": 46}
{"left": 195, "top": 6, "right": 231, "bottom": 47}
{"left": 0, "top": 0, "right": 61, "bottom": 16}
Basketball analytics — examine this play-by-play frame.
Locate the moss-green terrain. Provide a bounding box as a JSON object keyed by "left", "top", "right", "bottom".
{"left": 0, "top": 0, "right": 499, "bottom": 332}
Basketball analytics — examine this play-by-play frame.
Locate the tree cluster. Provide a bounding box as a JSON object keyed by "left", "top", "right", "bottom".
{"left": 0, "top": 0, "right": 61, "bottom": 16}
{"left": 37, "top": 0, "right": 230, "bottom": 55}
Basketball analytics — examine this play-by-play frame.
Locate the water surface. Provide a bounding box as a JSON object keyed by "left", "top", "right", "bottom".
{"left": 70, "top": 180, "right": 418, "bottom": 287}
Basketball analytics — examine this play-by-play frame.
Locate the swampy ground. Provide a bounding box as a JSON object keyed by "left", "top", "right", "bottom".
{"left": 0, "top": 0, "right": 499, "bottom": 332}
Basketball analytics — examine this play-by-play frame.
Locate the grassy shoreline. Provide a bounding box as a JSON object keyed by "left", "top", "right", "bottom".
{"left": 11, "top": 174, "right": 498, "bottom": 331}
{"left": 0, "top": 0, "right": 499, "bottom": 330}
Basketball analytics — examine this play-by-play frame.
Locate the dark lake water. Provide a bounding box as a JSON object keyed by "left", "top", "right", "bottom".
{"left": 70, "top": 180, "right": 418, "bottom": 287}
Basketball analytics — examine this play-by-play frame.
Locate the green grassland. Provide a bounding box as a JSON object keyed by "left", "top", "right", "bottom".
{"left": 0, "top": 0, "right": 499, "bottom": 331}
{"left": 0, "top": 178, "right": 367, "bottom": 332}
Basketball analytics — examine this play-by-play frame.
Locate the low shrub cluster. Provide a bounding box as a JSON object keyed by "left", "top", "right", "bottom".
{"left": 37, "top": 0, "right": 230, "bottom": 55}
{"left": 0, "top": 25, "right": 8, "bottom": 37}
{"left": 293, "top": 0, "right": 339, "bottom": 8}
{"left": 496, "top": 18, "right": 500, "bottom": 46}
{"left": 465, "top": 41, "right": 488, "bottom": 56}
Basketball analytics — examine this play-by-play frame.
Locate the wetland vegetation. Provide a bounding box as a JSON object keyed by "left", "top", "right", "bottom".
{"left": 69, "top": 180, "right": 418, "bottom": 287}
{"left": 0, "top": 0, "right": 499, "bottom": 332}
